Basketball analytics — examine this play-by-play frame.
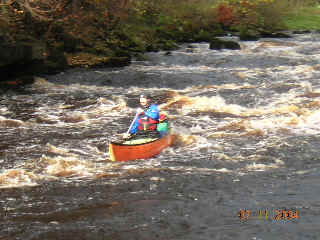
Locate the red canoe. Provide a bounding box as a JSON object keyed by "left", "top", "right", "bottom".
{"left": 109, "top": 134, "right": 175, "bottom": 162}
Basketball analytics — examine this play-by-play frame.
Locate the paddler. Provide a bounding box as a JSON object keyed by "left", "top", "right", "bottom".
{"left": 122, "top": 94, "right": 160, "bottom": 139}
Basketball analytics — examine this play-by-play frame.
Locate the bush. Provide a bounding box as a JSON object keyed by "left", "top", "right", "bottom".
{"left": 215, "top": 0, "right": 288, "bottom": 32}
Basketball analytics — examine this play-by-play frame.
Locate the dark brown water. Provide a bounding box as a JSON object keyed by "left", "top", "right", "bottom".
{"left": 1, "top": 33, "right": 320, "bottom": 239}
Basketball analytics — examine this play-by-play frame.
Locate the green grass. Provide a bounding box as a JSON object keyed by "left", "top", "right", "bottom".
{"left": 284, "top": 5, "right": 320, "bottom": 30}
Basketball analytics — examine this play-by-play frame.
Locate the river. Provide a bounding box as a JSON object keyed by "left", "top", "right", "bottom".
{"left": 1, "top": 33, "right": 320, "bottom": 239}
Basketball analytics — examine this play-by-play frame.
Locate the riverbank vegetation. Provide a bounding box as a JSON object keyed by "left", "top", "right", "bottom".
{"left": 284, "top": 3, "right": 320, "bottom": 30}
{"left": 0, "top": 0, "right": 319, "bottom": 81}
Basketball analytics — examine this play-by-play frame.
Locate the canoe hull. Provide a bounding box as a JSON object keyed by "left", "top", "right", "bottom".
{"left": 109, "top": 134, "right": 174, "bottom": 162}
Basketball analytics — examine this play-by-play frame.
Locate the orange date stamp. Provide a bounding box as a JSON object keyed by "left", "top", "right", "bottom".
{"left": 238, "top": 209, "right": 299, "bottom": 221}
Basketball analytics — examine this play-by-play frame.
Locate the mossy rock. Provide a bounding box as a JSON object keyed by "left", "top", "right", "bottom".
{"left": 146, "top": 44, "right": 160, "bottom": 52}
{"left": 194, "top": 30, "right": 215, "bottom": 42}
{"left": 0, "top": 44, "right": 33, "bottom": 66}
{"left": 239, "top": 31, "right": 260, "bottom": 41}
{"left": 0, "top": 41, "right": 54, "bottom": 80}
{"left": 113, "top": 49, "right": 131, "bottom": 58}
{"left": 62, "top": 34, "right": 83, "bottom": 53}
{"left": 260, "top": 31, "right": 292, "bottom": 38}
{"left": 31, "top": 42, "right": 47, "bottom": 60}
{"left": 159, "top": 40, "right": 179, "bottom": 51}
{"left": 133, "top": 53, "right": 148, "bottom": 61}
{"left": 66, "top": 52, "right": 130, "bottom": 68}
{"left": 209, "top": 38, "right": 241, "bottom": 50}
{"left": 292, "top": 30, "right": 312, "bottom": 34}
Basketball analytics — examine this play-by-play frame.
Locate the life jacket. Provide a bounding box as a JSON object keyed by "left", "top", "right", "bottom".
{"left": 138, "top": 114, "right": 159, "bottom": 131}
{"left": 157, "top": 112, "right": 169, "bottom": 133}
{"left": 159, "top": 113, "right": 168, "bottom": 123}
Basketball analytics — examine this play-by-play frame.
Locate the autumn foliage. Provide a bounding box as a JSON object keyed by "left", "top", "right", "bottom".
{"left": 216, "top": 4, "right": 234, "bottom": 27}
{"left": 215, "top": 0, "right": 290, "bottom": 32}
{"left": 1, "top": 0, "right": 313, "bottom": 72}
{"left": 0, "top": 0, "right": 288, "bottom": 51}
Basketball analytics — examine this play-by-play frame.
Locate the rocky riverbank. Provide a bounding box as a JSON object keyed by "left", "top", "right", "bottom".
{"left": 0, "top": 29, "right": 311, "bottom": 87}
{"left": 4, "top": 0, "right": 320, "bottom": 87}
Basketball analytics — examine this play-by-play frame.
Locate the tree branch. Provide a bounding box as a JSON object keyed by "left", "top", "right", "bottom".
{"left": 7, "top": 0, "right": 73, "bottom": 22}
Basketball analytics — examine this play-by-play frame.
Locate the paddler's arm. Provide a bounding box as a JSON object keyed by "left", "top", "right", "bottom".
{"left": 129, "top": 116, "right": 139, "bottom": 134}
{"left": 122, "top": 119, "right": 138, "bottom": 139}
{"left": 122, "top": 108, "right": 143, "bottom": 139}
{"left": 144, "top": 104, "right": 160, "bottom": 120}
